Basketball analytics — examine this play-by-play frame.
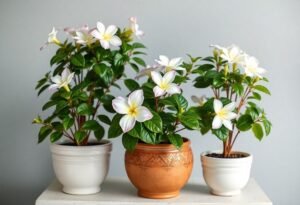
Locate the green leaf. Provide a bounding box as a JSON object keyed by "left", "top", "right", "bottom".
{"left": 212, "top": 126, "right": 229, "bottom": 141}
{"left": 128, "top": 123, "right": 156, "bottom": 144}
{"left": 50, "top": 51, "right": 68, "bottom": 66}
{"left": 132, "top": 42, "right": 146, "bottom": 49}
{"left": 194, "top": 76, "right": 211, "bottom": 88}
{"left": 100, "top": 94, "right": 115, "bottom": 113}
{"left": 108, "top": 114, "right": 123, "bottom": 138}
{"left": 55, "top": 101, "right": 68, "bottom": 114}
{"left": 179, "top": 111, "right": 200, "bottom": 130}
{"left": 252, "top": 123, "right": 264, "bottom": 141}
{"left": 97, "top": 115, "right": 111, "bottom": 125}
{"left": 93, "top": 63, "right": 113, "bottom": 86}
{"left": 254, "top": 85, "right": 271, "bottom": 95}
{"left": 132, "top": 57, "right": 146, "bottom": 67}
{"left": 62, "top": 116, "right": 74, "bottom": 130}
{"left": 38, "top": 126, "right": 52, "bottom": 143}
{"left": 35, "top": 77, "right": 48, "bottom": 90}
{"left": 50, "top": 131, "right": 63, "bottom": 143}
{"left": 94, "top": 124, "right": 105, "bottom": 141}
{"left": 37, "top": 84, "right": 50, "bottom": 96}
{"left": 77, "top": 103, "right": 94, "bottom": 115}
{"left": 42, "top": 101, "right": 57, "bottom": 111}
{"left": 82, "top": 120, "right": 100, "bottom": 130}
{"left": 130, "top": 63, "right": 139, "bottom": 72}
{"left": 236, "top": 114, "right": 253, "bottom": 131}
{"left": 124, "top": 79, "right": 140, "bottom": 91}
{"left": 263, "top": 119, "right": 272, "bottom": 136}
{"left": 74, "top": 131, "right": 87, "bottom": 143}
{"left": 122, "top": 133, "right": 138, "bottom": 151}
{"left": 144, "top": 112, "right": 163, "bottom": 133}
{"left": 232, "top": 83, "right": 244, "bottom": 96}
{"left": 168, "top": 134, "right": 183, "bottom": 149}
{"left": 114, "top": 53, "right": 124, "bottom": 67}
{"left": 192, "top": 64, "right": 214, "bottom": 73}
{"left": 249, "top": 92, "right": 261, "bottom": 101}
{"left": 71, "top": 53, "right": 85, "bottom": 67}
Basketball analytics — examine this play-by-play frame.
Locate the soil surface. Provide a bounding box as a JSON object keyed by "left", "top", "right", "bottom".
{"left": 61, "top": 142, "right": 106, "bottom": 146}
{"left": 206, "top": 153, "right": 247, "bottom": 158}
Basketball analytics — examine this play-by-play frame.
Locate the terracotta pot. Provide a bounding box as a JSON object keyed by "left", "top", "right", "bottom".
{"left": 201, "top": 150, "right": 253, "bottom": 196}
{"left": 125, "top": 138, "right": 193, "bottom": 199}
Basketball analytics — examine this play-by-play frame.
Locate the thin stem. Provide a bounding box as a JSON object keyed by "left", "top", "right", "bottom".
{"left": 231, "top": 130, "right": 241, "bottom": 148}
{"left": 175, "top": 127, "right": 186, "bottom": 133}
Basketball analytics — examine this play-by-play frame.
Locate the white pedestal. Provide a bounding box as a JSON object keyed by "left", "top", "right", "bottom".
{"left": 36, "top": 177, "right": 272, "bottom": 205}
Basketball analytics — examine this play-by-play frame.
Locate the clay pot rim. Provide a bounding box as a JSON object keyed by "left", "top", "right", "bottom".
{"left": 134, "top": 137, "right": 191, "bottom": 151}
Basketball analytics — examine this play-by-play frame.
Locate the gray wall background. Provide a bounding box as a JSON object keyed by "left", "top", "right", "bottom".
{"left": 0, "top": 0, "right": 299, "bottom": 204}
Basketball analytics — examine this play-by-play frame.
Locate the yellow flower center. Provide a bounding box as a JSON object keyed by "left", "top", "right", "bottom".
{"left": 160, "top": 81, "right": 170, "bottom": 90}
{"left": 165, "top": 66, "right": 173, "bottom": 72}
{"left": 216, "top": 109, "right": 228, "bottom": 120}
{"left": 128, "top": 105, "right": 138, "bottom": 117}
{"left": 103, "top": 34, "right": 112, "bottom": 41}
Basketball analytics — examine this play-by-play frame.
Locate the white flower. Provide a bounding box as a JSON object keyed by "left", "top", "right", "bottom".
{"left": 243, "top": 55, "right": 266, "bottom": 78}
{"left": 91, "top": 22, "right": 122, "bottom": 49}
{"left": 212, "top": 99, "right": 237, "bottom": 130}
{"left": 210, "top": 44, "right": 226, "bottom": 51}
{"left": 49, "top": 69, "right": 74, "bottom": 92}
{"left": 40, "top": 27, "right": 61, "bottom": 50}
{"left": 73, "top": 26, "right": 95, "bottom": 46}
{"left": 220, "top": 45, "right": 244, "bottom": 64}
{"left": 135, "top": 64, "right": 160, "bottom": 79}
{"left": 155, "top": 55, "right": 185, "bottom": 72}
{"left": 112, "top": 90, "right": 153, "bottom": 133}
{"left": 129, "top": 17, "right": 144, "bottom": 38}
{"left": 191, "top": 95, "right": 207, "bottom": 106}
{"left": 48, "top": 27, "right": 60, "bottom": 45}
{"left": 151, "top": 71, "right": 181, "bottom": 97}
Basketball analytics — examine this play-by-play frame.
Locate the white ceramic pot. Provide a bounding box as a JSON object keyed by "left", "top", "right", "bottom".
{"left": 50, "top": 140, "right": 112, "bottom": 195}
{"left": 201, "top": 150, "right": 253, "bottom": 196}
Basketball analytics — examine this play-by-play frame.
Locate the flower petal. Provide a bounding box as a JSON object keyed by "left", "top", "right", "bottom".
{"left": 128, "top": 90, "right": 144, "bottom": 107}
{"left": 223, "top": 119, "right": 233, "bottom": 130}
{"left": 66, "top": 72, "right": 74, "bottom": 84}
{"left": 212, "top": 116, "right": 222, "bottom": 129}
{"left": 226, "top": 112, "right": 237, "bottom": 120}
{"left": 110, "top": 35, "right": 122, "bottom": 47}
{"left": 100, "top": 40, "right": 110, "bottom": 49}
{"left": 112, "top": 96, "right": 129, "bottom": 114}
{"left": 119, "top": 115, "right": 136, "bottom": 133}
{"left": 224, "top": 102, "right": 236, "bottom": 112}
{"left": 51, "top": 76, "right": 62, "bottom": 85}
{"left": 213, "top": 99, "right": 223, "bottom": 113}
{"left": 106, "top": 25, "right": 117, "bottom": 35}
{"left": 96, "top": 22, "right": 105, "bottom": 34}
{"left": 48, "top": 84, "right": 59, "bottom": 91}
{"left": 155, "top": 55, "right": 169, "bottom": 66}
{"left": 153, "top": 86, "right": 165, "bottom": 97}
{"left": 91, "top": 30, "right": 102, "bottom": 40}
{"left": 162, "top": 71, "right": 176, "bottom": 84}
{"left": 151, "top": 71, "right": 162, "bottom": 85}
{"left": 135, "top": 106, "right": 153, "bottom": 122}
{"left": 169, "top": 57, "right": 182, "bottom": 67}
{"left": 167, "top": 83, "right": 181, "bottom": 95}
{"left": 61, "top": 69, "right": 70, "bottom": 81}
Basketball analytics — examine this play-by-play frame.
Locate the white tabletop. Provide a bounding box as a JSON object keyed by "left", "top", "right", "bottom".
{"left": 36, "top": 177, "right": 272, "bottom": 205}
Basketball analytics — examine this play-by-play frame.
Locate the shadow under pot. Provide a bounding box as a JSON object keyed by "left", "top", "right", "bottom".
{"left": 201, "top": 150, "right": 253, "bottom": 196}
{"left": 50, "top": 140, "right": 112, "bottom": 195}
{"left": 125, "top": 137, "right": 193, "bottom": 199}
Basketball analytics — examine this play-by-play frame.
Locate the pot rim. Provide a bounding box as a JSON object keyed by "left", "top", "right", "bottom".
{"left": 50, "top": 139, "right": 112, "bottom": 155}
{"left": 201, "top": 150, "right": 252, "bottom": 160}
{"left": 133, "top": 137, "right": 191, "bottom": 151}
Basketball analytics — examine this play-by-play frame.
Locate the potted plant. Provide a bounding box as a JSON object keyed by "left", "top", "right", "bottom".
{"left": 108, "top": 55, "right": 200, "bottom": 199}
{"left": 188, "top": 45, "right": 272, "bottom": 196}
{"left": 32, "top": 18, "right": 147, "bottom": 195}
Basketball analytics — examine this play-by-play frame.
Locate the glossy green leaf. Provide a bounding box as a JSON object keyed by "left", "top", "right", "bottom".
{"left": 263, "top": 119, "right": 272, "bottom": 136}
{"left": 252, "top": 123, "right": 264, "bottom": 141}
{"left": 108, "top": 114, "right": 123, "bottom": 138}
{"left": 71, "top": 53, "right": 85, "bottom": 67}
{"left": 144, "top": 112, "right": 163, "bottom": 133}
{"left": 254, "top": 85, "right": 271, "bottom": 95}
{"left": 168, "top": 133, "right": 183, "bottom": 149}
{"left": 77, "top": 103, "right": 94, "bottom": 115}
{"left": 122, "top": 133, "right": 138, "bottom": 151}
{"left": 50, "top": 131, "right": 63, "bottom": 143}
{"left": 38, "top": 126, "right": 52, "bottom": 143}
{"left": 97, "top": 115, "right": 111, "bottom": 125}
{"left": 94, "top": 124, "right": 105, "bottom": 141}
{"left": 82, "top": 120, "right": 100, "bottom": 130}
{"left": 124, "top": 79, "right": 140, "bottom": 91}
{"left": 62, "top": 116, "right": 74, "bottom": 130}
{"left": 74, "top": 131, "right": 87, "bottom": 143}
{"left": 132, "top": 57, "right": 146, "bottom": 67}
{"left": 236, "top": 114, "right": 253, "bottom": 131}
{"left": 212, "top": 126, "right": 229, "bottom": 141}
